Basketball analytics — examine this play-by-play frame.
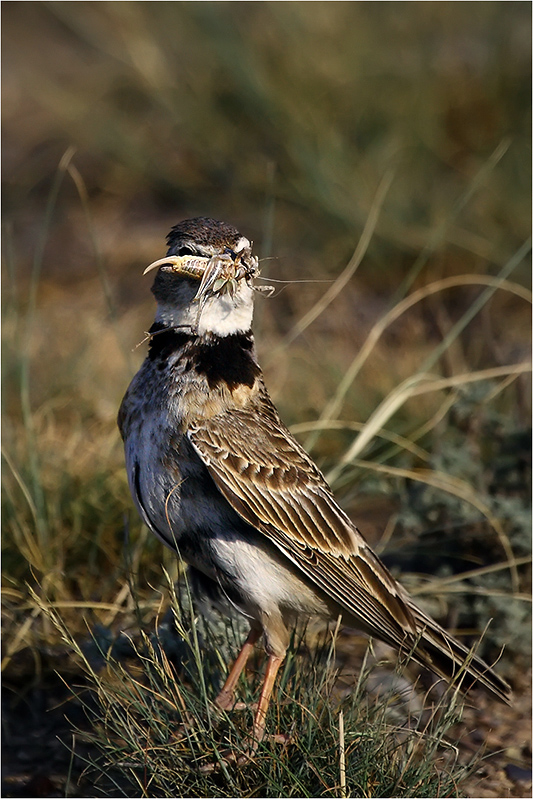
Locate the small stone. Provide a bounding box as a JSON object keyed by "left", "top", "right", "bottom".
{"left": 504, "top": 763, "right": 532, "bottom": 783}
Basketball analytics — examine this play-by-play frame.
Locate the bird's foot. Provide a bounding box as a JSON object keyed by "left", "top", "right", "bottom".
{"left": 214, "top": 690, "right": 253, "bottom": 712}
{"left": 198, "top": 731, "right": 292, "bottom": 772}
{"left": 168, "top": 720, "right": 196, "bottom": 743}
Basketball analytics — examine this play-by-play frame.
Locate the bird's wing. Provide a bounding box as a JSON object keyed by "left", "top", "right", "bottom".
{"left": 188, "top": 394, "right": 417, "bottom": 647}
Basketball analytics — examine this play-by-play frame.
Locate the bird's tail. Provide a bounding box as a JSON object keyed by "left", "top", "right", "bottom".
{"left": 406, "top": 603, "right": 512, "bottom": 704}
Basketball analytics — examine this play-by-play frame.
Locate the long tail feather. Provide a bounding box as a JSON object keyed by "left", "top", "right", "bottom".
{"left": 407, "top": 603, "right": 511, "bottom": 704}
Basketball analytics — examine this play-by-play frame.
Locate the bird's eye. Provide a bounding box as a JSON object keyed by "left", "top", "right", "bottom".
{"left": 178, "top": 246, "right": 196, "bottom": 257}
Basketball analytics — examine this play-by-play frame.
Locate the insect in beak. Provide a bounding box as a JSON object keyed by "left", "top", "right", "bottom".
{"left": 143, "top": 249, "right": 260, "bottom": 303}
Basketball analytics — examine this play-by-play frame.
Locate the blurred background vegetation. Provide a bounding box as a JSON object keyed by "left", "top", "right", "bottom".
{"left": 1, "top": 2, "right": 531, "bottom": 794}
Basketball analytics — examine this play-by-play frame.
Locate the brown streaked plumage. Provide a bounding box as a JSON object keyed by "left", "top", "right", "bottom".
{"left": 119, "top": 217, "right": 511, "bottom": 757}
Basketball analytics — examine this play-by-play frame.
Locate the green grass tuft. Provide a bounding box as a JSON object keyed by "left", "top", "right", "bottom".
{"left": 37, "top": 579, "right": 475, "bottom": 798}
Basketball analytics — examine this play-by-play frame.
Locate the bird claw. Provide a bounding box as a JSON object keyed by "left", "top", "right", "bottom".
{"left": 270, "top": 732, "right": 292, "bottom": 745}
{"left": 198, "top": 749, "right": 253, "bottom": 772}
{"left": 214, "top": 692, "right": 253, "bottom": 712}
{"left": 198, "top": 731, "right": 293, "bottom": 772}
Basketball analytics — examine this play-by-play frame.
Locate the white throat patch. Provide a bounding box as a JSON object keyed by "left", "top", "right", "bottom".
{"left": 196, "top": 282, "right": 254, "bottom": 336}
{"left": 155, "top": 279, "right": 254, "bottom": 337}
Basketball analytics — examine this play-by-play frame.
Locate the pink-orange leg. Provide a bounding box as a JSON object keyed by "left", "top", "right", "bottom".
{"left": 215, "top": 627, "right": 261, "bottom": 711}
{"left": 250, "top": 653, "right": 285, "bottom": 745}
{"left": 201, "top": 648, "right": 288, "bottom": 771}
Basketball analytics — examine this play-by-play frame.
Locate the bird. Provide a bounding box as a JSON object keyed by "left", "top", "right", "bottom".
{"left": 118, "top": 216, "right": 511, "bottom": 754}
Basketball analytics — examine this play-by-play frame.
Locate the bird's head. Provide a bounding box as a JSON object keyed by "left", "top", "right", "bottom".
{"left": 144, "top": 217, "right": 260, "bottom": 337}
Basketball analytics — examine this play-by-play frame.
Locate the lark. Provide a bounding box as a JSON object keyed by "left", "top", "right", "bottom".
{"left": 118, "top": 217, "right": 510, "bottom": 752}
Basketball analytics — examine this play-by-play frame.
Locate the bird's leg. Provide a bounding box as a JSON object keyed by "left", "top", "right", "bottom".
{"left": 200, "top": 651, "right": 288, "bottom": 772}
{"left": 227, "top": 653, "right": 287, "bottom": 766}
{"left": 215, "top": 626, "right": 262, "bottom": 711}
{"left": 249, "top": 652, "right": 285, "bottom": 746}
